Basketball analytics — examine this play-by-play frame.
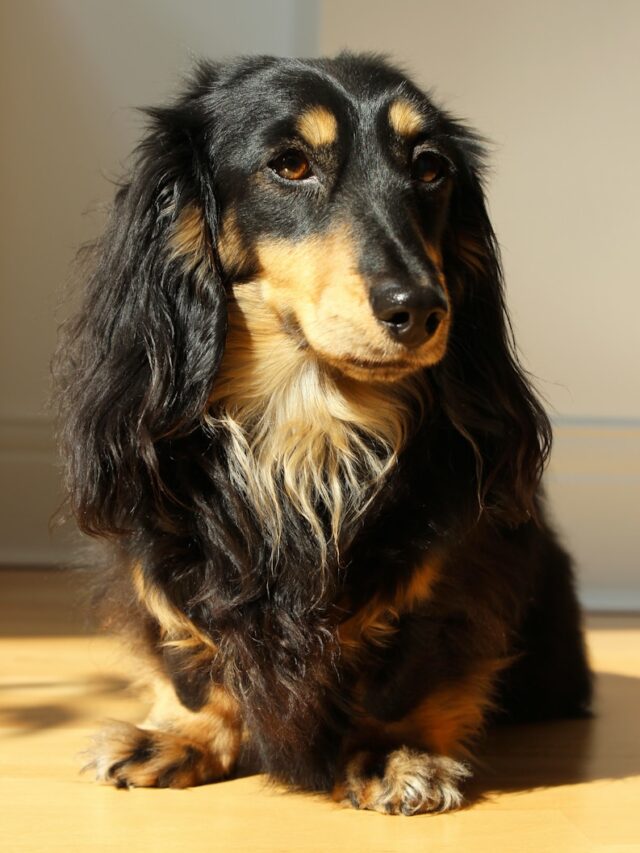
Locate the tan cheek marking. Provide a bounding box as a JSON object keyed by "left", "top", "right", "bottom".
{"left": 296, "top": 105, "right": 338, "bottom": 148}
{"left": 257, "top": 233, "right": 357, "bottom": 310}
{"left": 410, "top": 234, "right": 451, "bottom": 366}
{"left": 209, "top": 280, "right": 305, "bottom": 413}
{"left": 217, "top": 207, "right": 252, "bottom": 274}
{"left": 256, "top": 232, "right": 385, "bottom": 352}
{"left": 389, "top": 99, "right": 424, "bottom": 137}
{"left": 169, "top": 203, "right": 208, "bottom": 266}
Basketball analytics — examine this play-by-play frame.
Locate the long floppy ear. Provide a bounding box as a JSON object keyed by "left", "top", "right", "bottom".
{"left": 56, "top": 96, "right": 225, "bottom": 537}
{"left": 436, "top": 129, "right": 552, "bottom": 525}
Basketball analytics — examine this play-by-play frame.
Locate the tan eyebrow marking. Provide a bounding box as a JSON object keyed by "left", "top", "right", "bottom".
{"left": 296, "top": 105, "right": 338, "bottom": 148}
{"left": 388, "top": 99, "right": 425, "bottom": 137}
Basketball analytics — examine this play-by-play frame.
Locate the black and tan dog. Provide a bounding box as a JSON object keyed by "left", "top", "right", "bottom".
{"left": 56, "top": 53, "right": 591, "bottom": 814}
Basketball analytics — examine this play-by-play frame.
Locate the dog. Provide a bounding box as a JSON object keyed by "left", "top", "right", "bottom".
{"left": 56, "top": 53, "right": 592, "bottom": 814}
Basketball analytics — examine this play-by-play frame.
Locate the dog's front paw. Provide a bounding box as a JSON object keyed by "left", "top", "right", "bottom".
{"left": 334, "top": 747, "right": 471, "bottom": 815}
{"left": 84, "top": 720, "right": 226, "bottom": 789}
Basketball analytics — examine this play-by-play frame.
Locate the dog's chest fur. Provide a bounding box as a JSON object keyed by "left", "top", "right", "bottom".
{"left": 208, "top": 281, "right": 426, "bottom": 559}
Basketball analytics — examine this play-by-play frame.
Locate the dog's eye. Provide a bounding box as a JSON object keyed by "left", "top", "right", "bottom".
{"left": 269, "top": 149, "right": 313, "bottom": 181}
{"left": 412, "top": 150, "right": 449, "bottom": 185}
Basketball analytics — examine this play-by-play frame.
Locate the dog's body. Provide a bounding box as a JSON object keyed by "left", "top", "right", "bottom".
{"left": 56, "top": 54, "right": 591, "bottom": 814}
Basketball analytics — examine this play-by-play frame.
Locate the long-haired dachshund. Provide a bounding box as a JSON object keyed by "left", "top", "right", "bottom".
{"left": 56, "top": 53, "right": 591, "bottom": 814}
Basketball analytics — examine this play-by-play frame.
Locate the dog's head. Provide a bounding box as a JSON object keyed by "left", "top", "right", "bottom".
{"left": 57, "top": 54, "right": 550, "bottom": 536}
{"left": 196, "top": 55, "right": 461, "bottom": 382}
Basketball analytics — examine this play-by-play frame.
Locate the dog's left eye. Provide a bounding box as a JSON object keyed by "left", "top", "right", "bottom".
{"left": 412, "top": 150, "right": 450, "bottom": 185}
{"left": 269, "top": 149, "right": 313, "bottom": 181}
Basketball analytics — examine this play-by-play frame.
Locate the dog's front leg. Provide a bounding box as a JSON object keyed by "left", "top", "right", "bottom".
{"left": 86, "top": 672, "right": 243, "bottom": 789}
{"left": 333, "top": 658, "right": 504, "bottom": 814}
{"left": 333, "top": 746, "right": 470, "bottom": 815}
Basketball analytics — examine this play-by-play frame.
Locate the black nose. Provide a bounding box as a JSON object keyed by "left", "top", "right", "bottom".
{"left": 370, "top": 281, "right": 448, "bottom": 348}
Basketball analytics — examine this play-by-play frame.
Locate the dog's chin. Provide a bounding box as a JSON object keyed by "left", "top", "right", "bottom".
{"left": 310, "top": 334, "right": 450, "bottom": 383}
{"left": 317, "top": 352, "right": 437, "bottom": 383}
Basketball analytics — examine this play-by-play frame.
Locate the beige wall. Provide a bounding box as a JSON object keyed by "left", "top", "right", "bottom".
{"left": 320, "top": 0, "right": 640, "bottom": 607}
{"left": 2, "top": 1, "right": 638, "bottom": 606}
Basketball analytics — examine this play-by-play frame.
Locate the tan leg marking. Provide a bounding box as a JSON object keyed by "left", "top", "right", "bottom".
{"left": 132, "top": 563, "right": 215, "bottom": 653}
{"left": 86, "top": 676, "right": 243, "bottom": 789}
{"left": 338, "top": 556, "right": 442, "bottom": 655}
{"left": 375, "top": 657, "right": 509, "bottom": 757}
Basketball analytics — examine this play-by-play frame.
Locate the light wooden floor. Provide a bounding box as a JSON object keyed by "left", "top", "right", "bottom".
{"left": 1, "top": 569, "right": 639, "bottom": 853}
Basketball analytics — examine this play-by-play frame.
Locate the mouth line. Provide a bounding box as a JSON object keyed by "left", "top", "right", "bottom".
{"left": 340, "top": 355, "right": 413, "bottom": 371}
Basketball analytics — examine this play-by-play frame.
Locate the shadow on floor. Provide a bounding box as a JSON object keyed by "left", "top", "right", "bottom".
{"left": 467, "top": 671, "right": 640, "bottom": 801}
{"left": 3, "top": 669, "right": 639, "bottom": 799}
{"left": 0, "top": 675, "right": 131, "bottom": 735}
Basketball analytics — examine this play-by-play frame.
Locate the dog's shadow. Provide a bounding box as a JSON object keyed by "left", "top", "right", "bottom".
{"left": 466, "top": 671, "right": 640, "bottom": 801}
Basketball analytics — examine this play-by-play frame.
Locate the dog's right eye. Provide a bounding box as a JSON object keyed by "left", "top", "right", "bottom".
{"left": 269, "top": 149, "right": 313, "bottom": 181}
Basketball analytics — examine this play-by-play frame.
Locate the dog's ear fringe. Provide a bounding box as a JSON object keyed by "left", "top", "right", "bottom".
{"left": 438, "top": 141, "right": 552, "bottom": 527}
{"left": 53, "top": 103, "right": 226, "bottom": 538}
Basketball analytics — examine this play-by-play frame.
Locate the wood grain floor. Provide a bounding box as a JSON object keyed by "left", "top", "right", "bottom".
{"left": 1, "top": 568, "right": 639, "bottom": 852}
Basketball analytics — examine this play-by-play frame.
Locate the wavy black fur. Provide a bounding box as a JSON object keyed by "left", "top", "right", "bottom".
{"left": 55, "top": 54, "right": 591, "bottom": 793}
